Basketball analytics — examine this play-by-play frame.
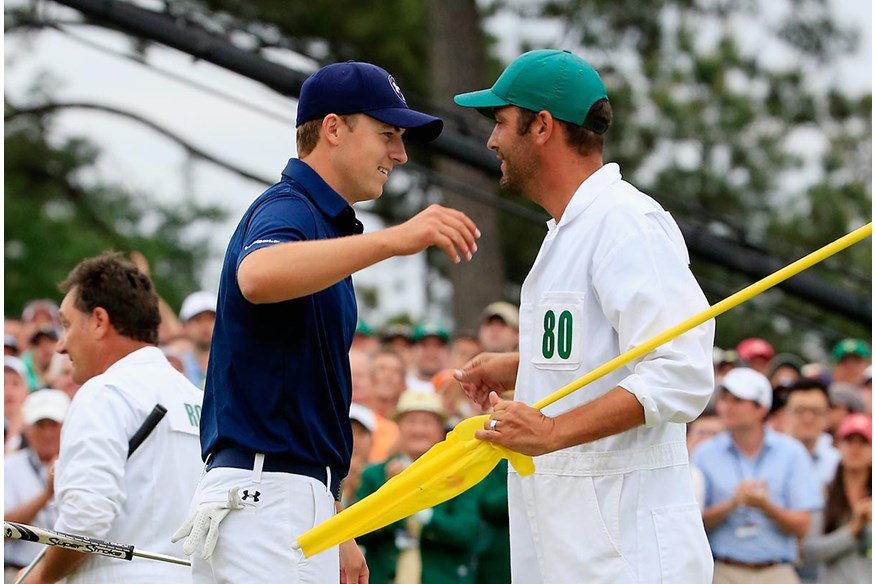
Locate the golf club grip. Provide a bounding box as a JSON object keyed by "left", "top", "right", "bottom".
{"left": 127, "top": 404, "right": 167, "bottom": 457}
{"left": 5, "top": 522, "right": 134, "bottom": 561}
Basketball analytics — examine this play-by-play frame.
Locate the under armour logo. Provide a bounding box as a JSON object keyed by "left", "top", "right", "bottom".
{"left": 241, "top": 490, "right": 260, "bottom": 502}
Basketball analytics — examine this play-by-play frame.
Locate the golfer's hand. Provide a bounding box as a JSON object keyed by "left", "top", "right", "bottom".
{"left": 171, "top": 487, "right": 244, "bottom": 560}
{"left": 475, "top": 391, "right": 557, "bottom": 456}
{"left": 386, "top": 204, "right": 480, "bottom": 264}
{"left": 340, "top": 539, "right": 369, "bottom": 584}
{"left": 455, "top": 352, "right": 519, "bottom": 410}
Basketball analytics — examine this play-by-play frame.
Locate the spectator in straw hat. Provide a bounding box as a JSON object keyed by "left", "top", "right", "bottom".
{"left": 477, "top": 301, "right": 518, "bottom": 354}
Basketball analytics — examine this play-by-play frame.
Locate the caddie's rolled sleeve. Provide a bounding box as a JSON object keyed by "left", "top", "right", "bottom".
{"left": 594, "top": 223, "right": 715, "bottom": 427}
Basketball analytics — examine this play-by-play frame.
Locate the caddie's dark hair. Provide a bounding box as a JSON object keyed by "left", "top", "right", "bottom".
{"left": 59, "top": 252, "right": 160, "bottom": 345}
{"left": 517, "top": 99, "right": 612, "bottom": 156}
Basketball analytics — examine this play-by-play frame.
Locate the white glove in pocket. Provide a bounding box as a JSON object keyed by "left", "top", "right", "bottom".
{"left": 171, "top": 486, "right": 244, "bottom": 560}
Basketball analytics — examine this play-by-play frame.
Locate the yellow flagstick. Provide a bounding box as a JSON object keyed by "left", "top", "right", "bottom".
{"left": 533, "top": 222, "right": 872, "bottom": 410}
{"left": 295, "top": 222, "right": 871, "bottom": 557}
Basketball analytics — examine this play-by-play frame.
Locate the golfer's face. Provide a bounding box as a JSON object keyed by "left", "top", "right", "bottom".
{"left": 335, "top": 114, "right": 408, "bottom": 203}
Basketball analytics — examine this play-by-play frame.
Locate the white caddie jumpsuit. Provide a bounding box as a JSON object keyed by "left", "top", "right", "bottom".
{"left": 510, "top": 163, "right": 715, "bottom": 584}
{"left": 54, "top": 347, "right": 203, "bottom": 583}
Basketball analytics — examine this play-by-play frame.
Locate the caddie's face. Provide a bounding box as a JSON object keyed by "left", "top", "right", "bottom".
{"left": 487, "top": 106, "right": 538, "bottom": 198}
{"left": 57, "top": 290, "right": 98, "bottom": 385}
{"left": 335, "top": 114, "right": 408, "bottom": 203}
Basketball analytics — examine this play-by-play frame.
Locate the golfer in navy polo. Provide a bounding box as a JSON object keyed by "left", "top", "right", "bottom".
{"left": 172, "top": 62, "right": 480, "bottom": 584}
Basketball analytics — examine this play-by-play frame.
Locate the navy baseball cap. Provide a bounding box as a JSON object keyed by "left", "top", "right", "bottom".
{"left": 296, "top": 61, "right": 443, "bottom": 142}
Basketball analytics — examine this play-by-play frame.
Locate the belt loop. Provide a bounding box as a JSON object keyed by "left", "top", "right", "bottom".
{"left": 325, "top": 466, "right": 331, "bottom": 495}
{"left": 253, "top": 453, "right": 265, "bottom": 484}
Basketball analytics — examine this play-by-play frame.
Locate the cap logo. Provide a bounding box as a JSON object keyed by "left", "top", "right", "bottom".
{"left": 388, "top": 74, "right": 407, "bottom": 105}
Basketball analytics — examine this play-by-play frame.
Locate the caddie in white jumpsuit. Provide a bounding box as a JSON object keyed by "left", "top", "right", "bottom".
{"left": 18, "top": 253, "right": 203, "bottom": 584}
{"left": 454, "top": 50, "right": 715, "bottom": 584}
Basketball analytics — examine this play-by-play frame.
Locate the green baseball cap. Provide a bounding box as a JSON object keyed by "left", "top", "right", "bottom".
{"left": 832, "top": 338, "right": 871, "bottom": 361}
{"left": 454, "top": 49, "right": 609, "bottom": 132}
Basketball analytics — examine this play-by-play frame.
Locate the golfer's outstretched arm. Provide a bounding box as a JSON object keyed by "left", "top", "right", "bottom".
{"left": 239, "top": 205, "right": 478, "bottom": 303}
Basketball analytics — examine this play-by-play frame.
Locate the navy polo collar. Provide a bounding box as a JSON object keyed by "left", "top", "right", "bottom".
{"left": 281, "top": 159, "right": 364, "bottom": 235}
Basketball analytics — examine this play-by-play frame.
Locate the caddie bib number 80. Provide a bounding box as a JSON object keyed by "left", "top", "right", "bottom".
{"left": 531, "top": 298, "right": 583, "bottom": 370}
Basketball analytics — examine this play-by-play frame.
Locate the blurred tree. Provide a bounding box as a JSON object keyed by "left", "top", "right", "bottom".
{"left": 485, "top": 0, "right": 871, "bottom": 356}
{"left": 4, "top": 98, "right": 226, "bottom": 317}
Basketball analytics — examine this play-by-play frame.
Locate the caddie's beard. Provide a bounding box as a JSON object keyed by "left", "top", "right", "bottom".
{"left": 499, "top": 154, "right": 537, "bottom": 198}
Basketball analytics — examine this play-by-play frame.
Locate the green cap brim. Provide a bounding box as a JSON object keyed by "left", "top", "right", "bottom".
{"left": 453, "top": 89, "right": 510, "bottom": 120}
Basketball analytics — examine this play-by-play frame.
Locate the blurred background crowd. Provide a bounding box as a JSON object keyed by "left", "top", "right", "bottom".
{"left": 4, "top": 283, "right": 871, "bottom": 584}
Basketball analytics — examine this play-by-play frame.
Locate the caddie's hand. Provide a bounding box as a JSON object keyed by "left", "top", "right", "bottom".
{"left": 475, "top": 391, "right": 557, "bottom": 456}
{"left": 454, "top": 352, "right": 520, "bottom": 410}
{"left": 171, "top": 486, "right": 244, "bottom": 560}
{"left": 387, "top": 204, "right": 479, "bottom": 264}
{"left": 340, "top": 538, "right": 369, "bottom": 584}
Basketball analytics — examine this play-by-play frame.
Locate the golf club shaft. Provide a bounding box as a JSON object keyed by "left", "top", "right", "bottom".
{"left": 5, "top": 521, "right": 190, "bottom": 566}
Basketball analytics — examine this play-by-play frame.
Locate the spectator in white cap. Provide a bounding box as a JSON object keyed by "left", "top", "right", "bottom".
{"left": 477, "top": 301, "right": 519, "bottom": 353}
{"left": 693, "top": 367, "right": 824, "bottom": 583}
{"left": 4, "top": 390, "right": 70, "bottom": 577}
{"left": 178, "top": 291, "right": 217, "bottom": 388}
{"left": 5, "top": 356, "right": 30, "bottom": 453}
{"left": 342, "top": 403, "right": 376, "bottom": 507}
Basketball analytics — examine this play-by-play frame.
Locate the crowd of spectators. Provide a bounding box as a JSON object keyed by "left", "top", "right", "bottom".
{"left": 4, "top": 284, "right": 871, "bottom": 583}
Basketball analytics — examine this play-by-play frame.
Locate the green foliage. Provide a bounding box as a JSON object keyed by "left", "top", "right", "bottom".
{"left": 197, "top": 0, "right": 433, "bottom": 94}
{"left": 494, "top": 0, "right": 870, "bottom": 357}
{"left": 4, "top": 104, "right": 227, "bottom": 317}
